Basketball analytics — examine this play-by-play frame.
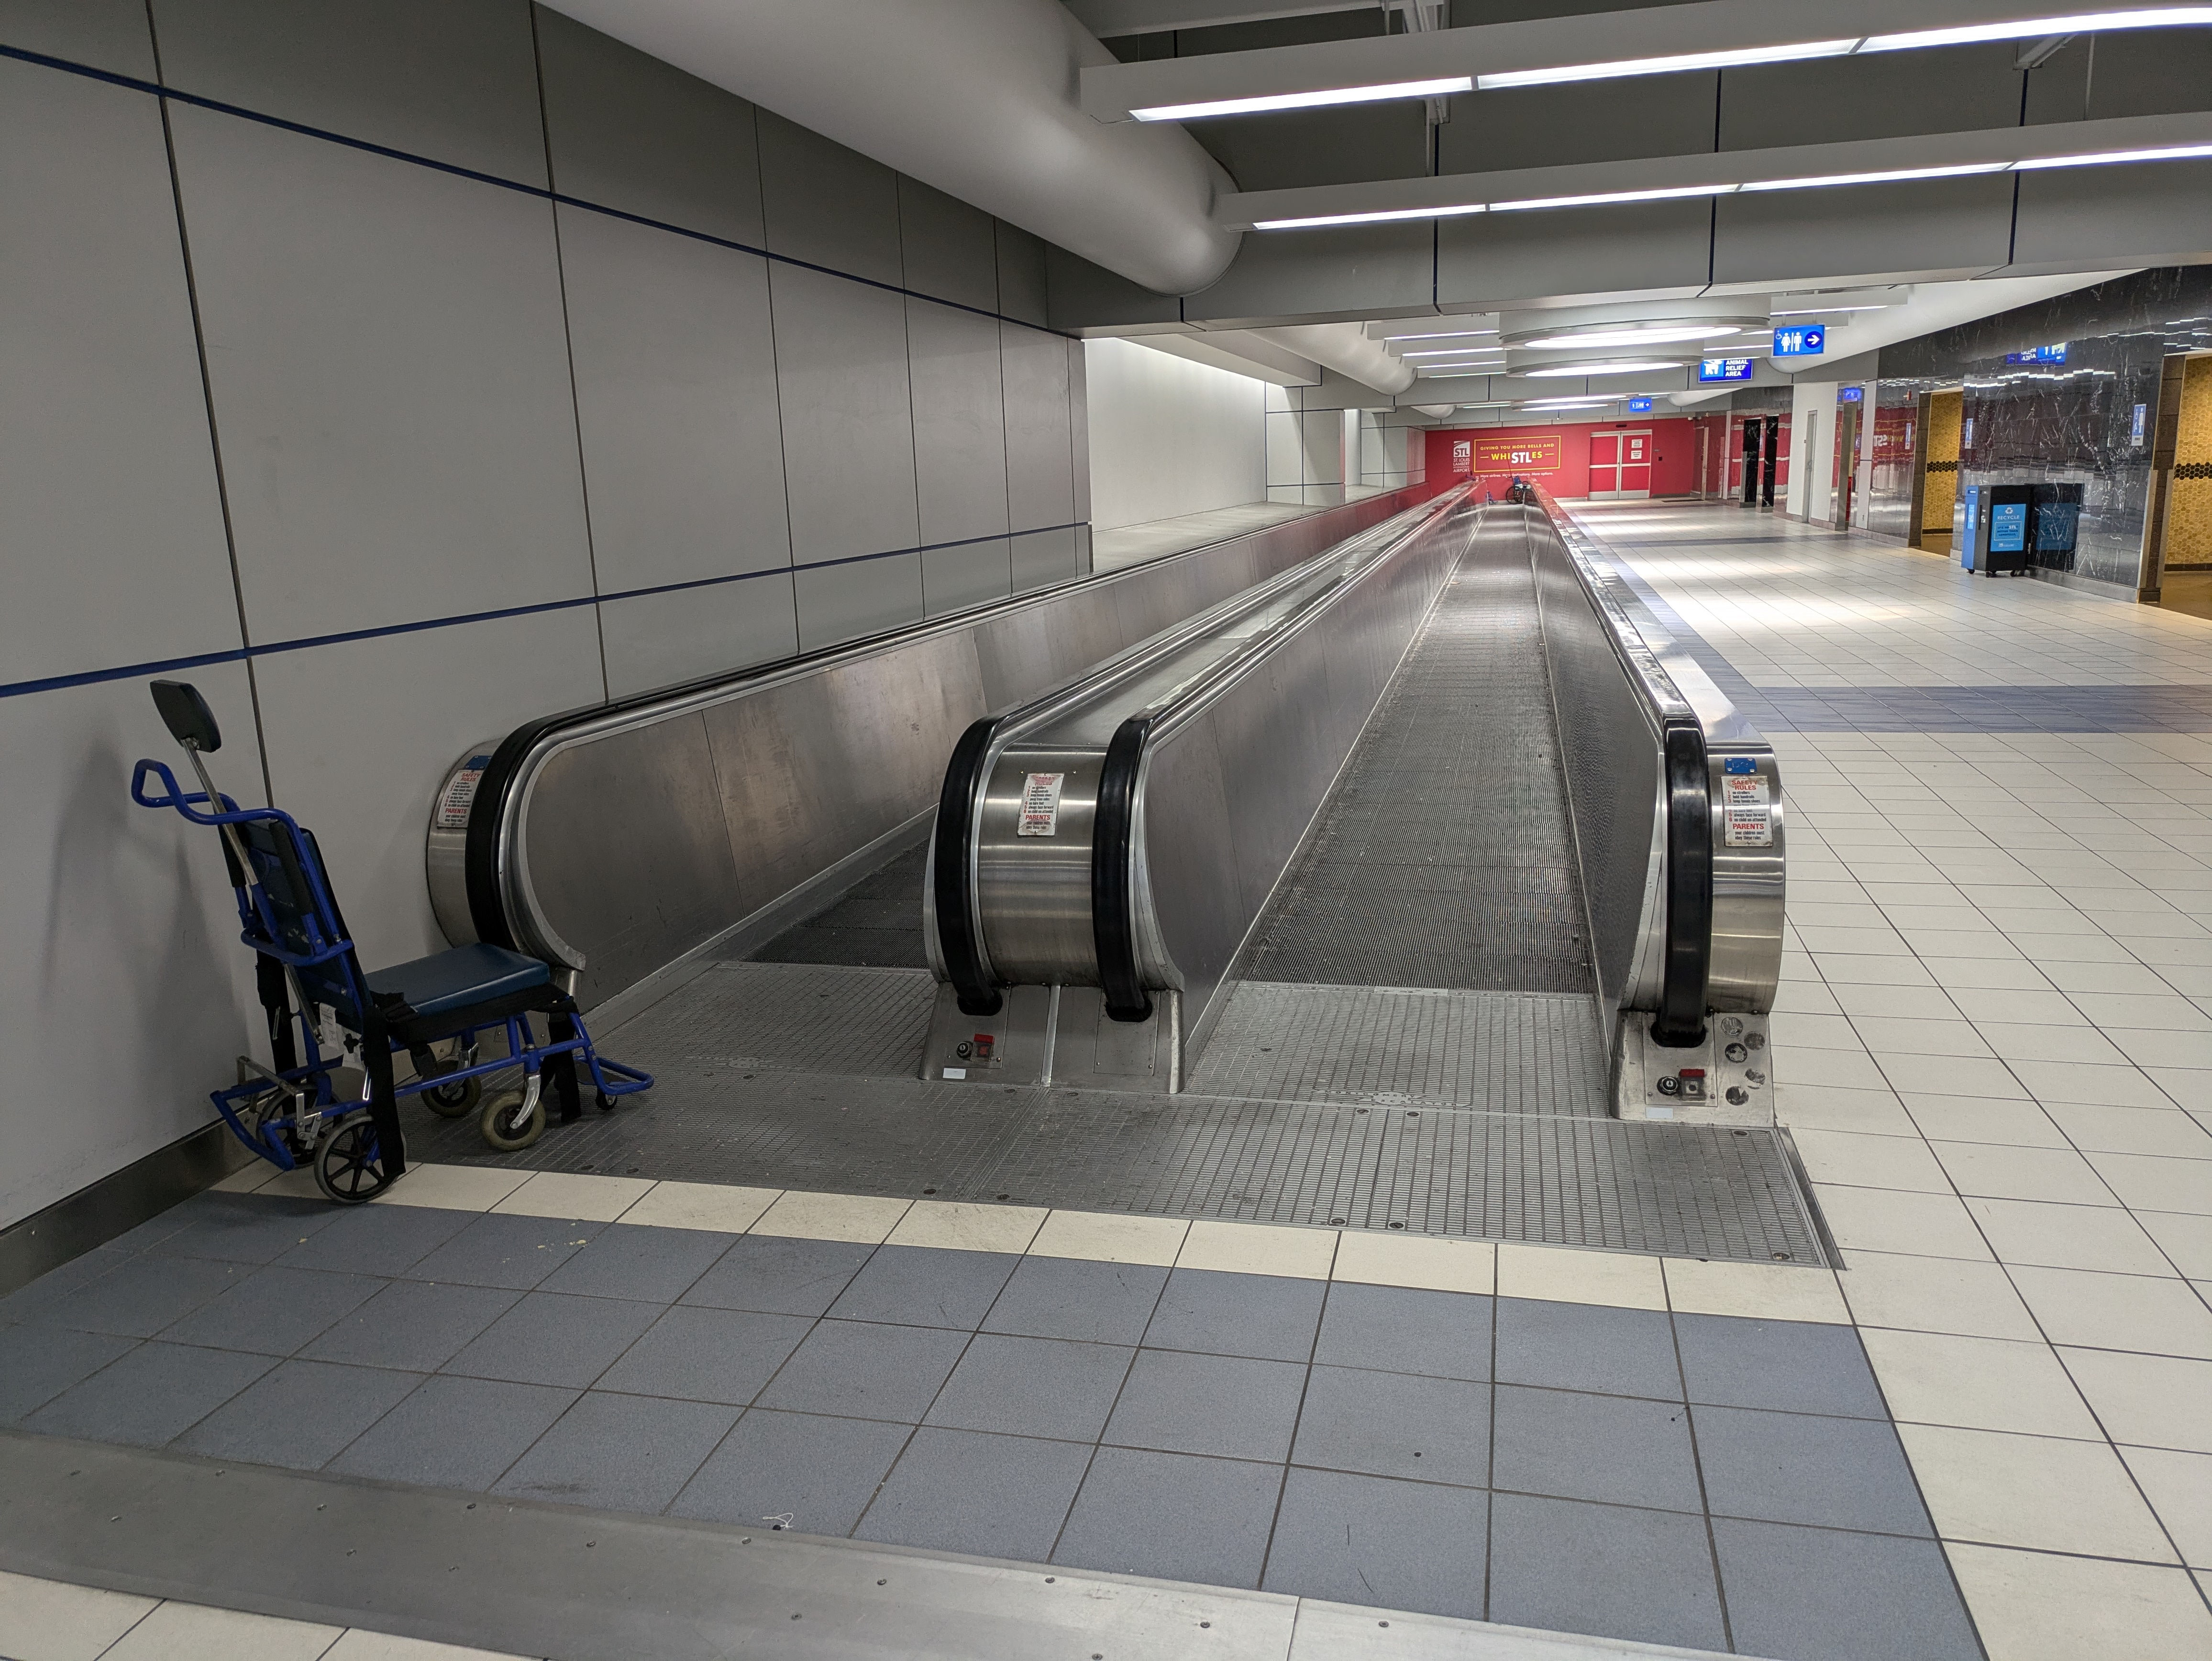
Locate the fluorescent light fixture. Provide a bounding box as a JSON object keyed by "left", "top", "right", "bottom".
{"left": 1476, "top": 39, "right": 1858, "bottom": 89}
{"left": 1491, "top": 183, "right": 1736, "bottom": 211}
{"left": 1417, "top": 370, "right": 1506, "bottom": 378}
{"left": 1770, "top": 304, "right": 1890, "bottom": 314}
{"left": 1522, "top": 358, "right": 1684, "bottom": 376}
{"left": 1739, "top": 162, "right": 2007, "bottom": 191}
{"left": 1384, "top": 329, "right": 1500, "bottom": 340}
{"left": 1252, "top": 203, "right": 1486, "bottom": 230}
{"left": 1131, "top": 76, "right": 1471, "bottom": 122}
{"left": 1401, "top": 346, "right": 1508, "bottom": 357}
{"left": 1517, "top": 324, "right": 1742, "bottom": 348}
{"left": 1520, "top": 397, "right": 1620, "bottom": 409}
{"left": 2013, "top": 141, "right": 2212, "bottom": 168}
{"left": 1861, "top": 8, "right": 2212, "bottom": 52}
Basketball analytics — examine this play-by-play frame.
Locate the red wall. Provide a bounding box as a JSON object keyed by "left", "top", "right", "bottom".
{"left": 1424, "top": 417, "right": 1707, "bottom": 498}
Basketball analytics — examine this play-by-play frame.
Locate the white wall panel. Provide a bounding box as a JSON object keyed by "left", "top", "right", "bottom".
{"left": 170, "top": 104, "right": 594, "bottom": 641}
{"left": 1011, "top": 528, "right": 1080, "bottom": 594}
{"left": 0, "top": 0, "right": 156, "bottom": 75}
{"left": 599, "top": 574, "right": 799, "bottom": 700}
{"left": 898, "top": 177, "right": 999, "bottom": 314}
{"left": 907, "top": 299, "right": 1011, "bottom": 549}
{"left": 0, "top": 668, "right": 265, "bottom": 1231}
{"left": 1067, "top": 339, "right": 1091, "bottom": 525}
{"left": 757, "top": 109, "right": 902, "bottom": 286}
{"left": 1002, "top": 323, "right": 1076, "bottom": 532}
{"left": 1085, "top": 337, "right": 1265, "bottom": 532}
{"left": 0, "top": 60, "right": 238, "bottom": 685}
{"left": 253, "top": 608, "right": 606, "bottom": 971}
{"left": 148, "top": 0, "right": 547, "bottom": 185}
{"left": 795, "top": 554, "right": 925, "bottom": 652}
{"left": 922, "top": 538, "right": 1013, "bottom": 618}
{"left": 1719, "top": 46, "right": 2020, "bottom": 149}
{"left": 769, "top": 262, "right": 921, "bottom": 565}
{"left": 558, "top": 205, "right": 791, "bottom": 593}
{"left": 1439, "top": 199, "right": 1711, "bottom": 311}
{"left": 535, "top": 6, "right": 763, "bottom": 245}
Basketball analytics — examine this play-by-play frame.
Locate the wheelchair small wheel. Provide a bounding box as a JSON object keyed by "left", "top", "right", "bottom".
{"left": 479, "top": 1090, "right": 546, "bottom": 1152}
{"left": 313, "top": 1118, "right": 392, "bottom": 1206}
{"left": 596, "top": 1088, "right": 618, "bottom": 1113}
{"left": 422, "top": 1072, "right": 481, "bottom": 1118}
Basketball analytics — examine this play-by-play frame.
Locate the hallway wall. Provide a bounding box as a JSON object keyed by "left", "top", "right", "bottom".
{"left": 0, "top": 0, "right": 1091, "bottom": 1232}
{"left": 1084, "top": 337, "right": 1266, "bottom": 532}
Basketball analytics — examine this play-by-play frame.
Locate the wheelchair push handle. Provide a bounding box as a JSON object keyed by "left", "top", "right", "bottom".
{"left": 131, "top": 757, "right": 243, "bottom": 825}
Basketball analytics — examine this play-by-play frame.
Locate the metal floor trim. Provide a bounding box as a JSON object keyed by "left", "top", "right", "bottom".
{"left": 0, "top": 1430, "right": 1748, "bottom": 1661}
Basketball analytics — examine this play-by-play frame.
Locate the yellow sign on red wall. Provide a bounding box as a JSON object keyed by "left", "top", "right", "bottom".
{"left": 1474, "top": 434, "right": 1561, "bottom": 473}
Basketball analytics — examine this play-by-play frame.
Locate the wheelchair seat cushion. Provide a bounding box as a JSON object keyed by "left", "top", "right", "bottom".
{"left": 365, "top": 942, "right": 552, "bottom": 1019}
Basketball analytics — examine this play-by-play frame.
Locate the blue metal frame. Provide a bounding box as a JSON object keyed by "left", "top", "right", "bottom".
{"left": 133, "top": 758, "right": 650, "bottom": 1173}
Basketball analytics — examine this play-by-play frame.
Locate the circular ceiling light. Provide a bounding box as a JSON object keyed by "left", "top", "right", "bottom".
{"left": 1521, "top": 359, "right": 1683, "bottom": 377}
{"left": 1516, "top": 323, "right": 1742, "bottom": 349}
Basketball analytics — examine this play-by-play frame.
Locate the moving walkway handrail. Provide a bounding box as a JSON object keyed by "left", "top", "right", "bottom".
{"left": 1521, "top": 479, "right": 1783, "bottom": 1043}
{"left": 931, "top": 486, "right": 1478, "bottom": 1020}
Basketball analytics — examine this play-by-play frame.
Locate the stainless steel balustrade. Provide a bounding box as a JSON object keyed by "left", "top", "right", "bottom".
{"left": 919, "top": 486, "right": 1483, "bottom": 1092}
{"left": 923, "top": 483, "right": 1787, "bottom": 1125}
{"left": 422, "top": 485, "right": 1440, "bottom": 1010}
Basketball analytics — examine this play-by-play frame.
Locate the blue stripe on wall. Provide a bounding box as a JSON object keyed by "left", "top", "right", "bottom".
{"left": 0, "top": 524, "right": 1089, "bottom": 700}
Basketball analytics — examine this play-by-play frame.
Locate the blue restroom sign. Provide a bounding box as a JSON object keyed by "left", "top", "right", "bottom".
{"left": 1772, "top": 324, "right": 1825, "bottom": 357}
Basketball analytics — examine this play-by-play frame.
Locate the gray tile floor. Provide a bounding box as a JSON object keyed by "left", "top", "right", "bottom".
{"left": 0, "top": 1189, "right": 1982, "bottom": 1660}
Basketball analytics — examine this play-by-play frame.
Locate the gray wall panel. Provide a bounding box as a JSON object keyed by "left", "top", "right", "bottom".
{"left": 769, "top": 262, "right": 921, "bottom": 565}
{"left": 254, "top": 608, "right": 607, "bottom": 970}
{"left": 598, "top": 576, "right": 800, "bottom": 701}
{"left": 1011, "top": 527, "right": 1081, "bottom": 593}
{"left": 897, "top": 176, "right": 999, "bottom": 314}
{"left": 907, "top": 299, "right": 1011, "bottom": 548}
{"left": 170, "top": 103, "right": 594, "bottom": 640}
{"left": 1002, "top": 323, "right": 1076, "bottom": 532}
{"left": 995, "top": 223, "right": 1051, "bottom": 329}
{"left": 922, "top": 538, "right": 1014, "bottom": 618}
{"left": 0, "top": 60, "right": 238, "bottom": 684}
{"left": 757, "top": 108, "right": 902, "bottom": 286}
{"left": 0, "top": 668, "right": 267, "bottom": 1233}
{"left": 0, "top": 0, "right": 155, "bottom": 75}
{"left": 1068, "top": 338, "right": 1092, "bottom": 525}
{"left": 2024, "top": 28, "right": 2212, "bottom": 123}
{"left": 795, "top": 554, "right": 926, "bottom": 652}
{"left": 534, "top": 5, "right": 763, "bottom": 245}
{"left": 1439, "top": 199, "right": 1711, "bottom": 310}
{"left": 1713, "top": 176, "right": 2017, "bottom": 289}
{"left": 147, "top": 0, "right": 547, "bottom": 184}
{"left": 558, "top": 205, "right": 791, "bottom": 591}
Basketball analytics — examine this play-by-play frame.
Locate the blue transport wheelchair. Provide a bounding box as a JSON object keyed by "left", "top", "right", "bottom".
{"left": 133, "top": 681, "right": 651, "bottom": 1203}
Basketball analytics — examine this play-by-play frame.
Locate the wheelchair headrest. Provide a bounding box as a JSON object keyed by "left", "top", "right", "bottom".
{"left": 152, "top": 680, "right": 221, "bottom": 753}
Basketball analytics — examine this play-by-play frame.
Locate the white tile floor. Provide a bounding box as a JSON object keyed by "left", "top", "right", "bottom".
{"left": 0, "top": 1568, "right": 526, "bottom": 1661}
{"left": 1582, "top": 501, "right": 2212, "bottom": 1661}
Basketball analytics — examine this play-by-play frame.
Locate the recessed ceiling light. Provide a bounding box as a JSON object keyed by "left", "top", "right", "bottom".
{"left": 1252, "top": 203, "right": 1487, "bottom": 230}
{"left": 1770, "top": 304, "right": 1891, "bottom": 315}
{"left": 1130, "top": 77, "right": 1473, "bottom": 122}
{"left": 1860, "top": 8, "right": 2212, "bottom": 53}
{"left": 1491, "top": 183, "right": 1736, "bottom": 212}
{"left": 2013, "top": 140, "right": 2212, "bottom": 168}
{"left": 1522, "top": 359, "right": 1684, "bottom": 376}
{"left": 1740, "top": 162, "right": 2009, "bottom": 190}
{"left": 1516, "top": 324, "right": 1743, "bottom": 349}
{"left": 1384, "top": 328, "right": 1501, "bottom": 340}
{"left": 1401, "top": 346, "right": 1509, "bottom": 357}
{"left": 1477, "top": 39, "right": 1859, "bottom": 90}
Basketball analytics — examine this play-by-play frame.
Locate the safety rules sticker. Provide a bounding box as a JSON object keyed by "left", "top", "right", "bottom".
{"left": 434, "top": 754, "right": 494, "bottom": 831}
{"left": 1018, "top": 772, "right": 1066, "bottom": 837}
{"left": 1722, "top": 772, "right": 1773, "bottom": 847}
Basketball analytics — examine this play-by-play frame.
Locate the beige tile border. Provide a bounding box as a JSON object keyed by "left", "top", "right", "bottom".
{"left": 338, "top": 1165, "right": 1859, "bottom": 1318}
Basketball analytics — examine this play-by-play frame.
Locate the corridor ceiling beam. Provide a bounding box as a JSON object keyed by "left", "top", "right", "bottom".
{"left": 1217, "top": 111, "right": 2212, "bottom": 230}
{"left": 1081, "top": 0, "right": 2212, "bottom": 121}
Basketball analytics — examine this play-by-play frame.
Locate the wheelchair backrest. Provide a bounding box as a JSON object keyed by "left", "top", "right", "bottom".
{"left": 233, "top": 818, "right": 367, "bottom": 1026}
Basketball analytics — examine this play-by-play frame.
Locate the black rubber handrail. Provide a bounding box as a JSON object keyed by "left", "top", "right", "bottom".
{"left": 934, "top": 716, "right": 1004, "bottom": 1017}
{"left": 1090, "top": 715, "right": 1155, "bottom": 1023}
{"left": 1653, "top": 719, "right": 1713, "bottom": 1047}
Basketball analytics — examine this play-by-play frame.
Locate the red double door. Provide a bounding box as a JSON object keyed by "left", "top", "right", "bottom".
{"left": 1588, "top": 430, "right": 1652, "bottom": 499}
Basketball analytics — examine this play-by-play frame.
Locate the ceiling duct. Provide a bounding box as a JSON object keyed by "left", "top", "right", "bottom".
{"left": 542, "top": 0, "right": 1242, "bottom": 296}
{"left": 1249, "top": 323, "right": 1417, "bottom": 393}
